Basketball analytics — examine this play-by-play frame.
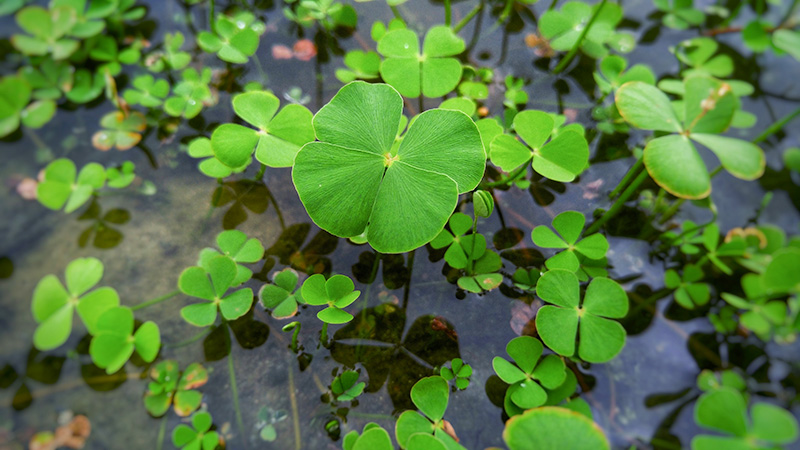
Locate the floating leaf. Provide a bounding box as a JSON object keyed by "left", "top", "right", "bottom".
{"left": 179, "top": 255, "right": 253, "bottom": 326}
{"left": 259, "top": 268, "right": 303, "bottom": 319}
{"left": 493, "top": 336, "right": 566, "bottom": 416}
{"left": 302, "top": 274, "right": 361, "bottom": 324}
{"left": 89, "top": 306, "right": 160, "bottom": 374}
{"left": 503, "top": 406, "right": 610, "bottom": 450}
{"left": 91, "top": 111, "right": 146, "bottom": 151}
{"left": 37, "top": 158, "right": 107, "bottom": 213}
{"left": 197, "top": 11, "right": 266, "bottom": 63}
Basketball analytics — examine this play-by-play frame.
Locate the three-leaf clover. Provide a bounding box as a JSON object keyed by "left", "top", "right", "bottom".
{"left": 91, "top": 111, "right": 146, "bottom": 151}
{"left": 395, "top": 376, "right": 463, "bottom": 448}
{"left": 490, "top": 110, "right": 589, "bottom": 182}
{"left": 292, "top": 81, "right": 485, "bottom": 253}
{"left": 512, "top": 268, "right": 541, "bottom": 292}
{"left": 615, "top": 77, "right": 765, "bottom": 199}
{"left": 199, "top": 230, "right": 264, "bottom": 287}
{"left": 259, "top": 268, "right": 304, "bottom": 319}
{"left": 11, "top": 6, "right": 79, "bottom": 60}
{"left": 456, "top": 244, "right": 503, "bottom": 294}
{"left": 692, "top": 387, "right": 799, "bottom": 450}
{"left": 144, "top": 361, "right": 208, "bottom": 417}
{"left": 65, "top": 68, "right": 104, "bottom": 104}
{"left": 148, "top": 32, "right": 191, "bottom": 72}
{"left": 106, "top": 161, "right": 136, "bottom": 188}
{"left": 700, "top": 223, "right": 747, "bottom": 275}
{"left": 164, "top": 68, "right": 214, "bottom": 119}
{"left": 538, "top": 2, "right": 633, "bottom": 59}
{"left": 377, "top": 25, "right": 465, "bottom": 98}
{"left": 531, "top": 211, "right": 608, "bottom": 273}
{"left": 0, "top": 75, "right": 57, "bottom": 137}
{"left": 302, "top": 273, "right": 361, "bottom": 324}
{"left": 440, "top": 358, "right": 472, "bottom": 390}
{"left": 89, "top": 306, "right": 160, "bottom": 374}
{"left": 332, "top": 370, "right": 365, "bottom": 401}
{"left": 197, "top": 11, "right": 266, "bottom": 64}
{"left": 722, "top": 273, "right": 790, "bottom": 341}
{"left": 492, "top": 336, "right": 566, "bottom": 415}
{"left": 31, "top": 257, "right": 119, "bottom": 350}
{"left": 178, "top": 255, "right": 254, "bottom": 326}
{"left": 665, "top": 264, "right": 709, "bottom": 309}
{"left": 535, "top": 269, "right": 628, "bottom": 363}
{"left": 123, "top": 74, "right": 169, "bottom": 107}
{"left": 211, "top": 90, "right": 315, "bottom": 169}
{"left": 37, "top": 158, "right": 106, "bottom": 213}
{"left": 188, "top": 137, "right": 247, "bottom": 179}
{"left": 88, "top": 35, "right": 141, "bottom": 76}
{"left": 172, "top": 411, "right": 221, "bottom": 450}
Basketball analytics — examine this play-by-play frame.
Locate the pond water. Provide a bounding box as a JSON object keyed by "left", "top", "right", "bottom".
{"left": 1, "top": 0, "right": 800, "bottom": 449}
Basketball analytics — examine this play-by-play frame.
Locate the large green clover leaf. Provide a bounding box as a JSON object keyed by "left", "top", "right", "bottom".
{"left": 36, "top": 158, "right": 106, "bottom": 213}
{"left": 178, "top": 255, "right": 254, "bottom": 326}
{"left": 616, "top": 77, "right": 765, "bottom": 199}
{"left": 12, "top": 6, "right": 79, "bottom": 60}
{"left": 535, "top": 269, "right": 628, "bottom": 363}
{"left": 395, "top": 376, "right": 464, "bottom": 449}
{"left": 490, "top": 110, "right": 589, "bottom": 182}
{"left": 503, "top": 407, "right": 610, "bottom": 450}
{"left": 292, "top": 81, "right": 485, "bottom": 253}
{"left": 531, "top": 211, "right": 608, "bottom": 274}
{"left": 188, "top": 137, "right": 247, "bottom": 179}
{"left": 31, "top": 257, "right": 119, "bottom": 350}
{"left": 211, "top": 90, "right": 315, "bottom": 169}
{"left": 377, "top": 25, "right": 465, "bottom": 98}
{"left": 89, "top": 306, "right": 160, "bottom": 374}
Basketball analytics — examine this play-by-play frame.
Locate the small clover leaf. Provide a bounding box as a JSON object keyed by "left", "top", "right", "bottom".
{"left": 89, "top": 306, "right": 160, "bottom": 374}
{"left": 259, "top": 268, "right": 304, "bottom": 319}
{"left": 11, "top": 6, "right": 79, "bottom": 60}
{"left": 36, "top": 158, "right": 106, "bottom": 213}
{"left": 457, "top": 248, "right": 503, "bottom": 294}
{"left": 123, "top": 74, "right": 169, "bottom": 107}
{"left": 539, "top": 2, "right": 633, "bottom": 59}
{"left": 377, "top": 25, "right": 465, "bottom": 98}
{"left": 211, "top": 90, "right": 315, "bottom": 169}
{"left": 654, "top": 0, "right": 704, "bottom": 30}
{"left": 395, "top": 376, "right": 460, "bottom": 448}
{"left": 106, "top": 161, "right": 136, "bottom": 188}
{"left": 164, "top": 68, "right": 214, "bottom": 119}
{"left": 187, "top": 137, "right": 247, "bottom": 179}
{"left": 64, "top": 68, "right": 104, "bottom": 104}
{"left": 336, "top": 50, "right": 381, "bottom": 83}
{"left": 531, "top": 211, "right": 608, "bottom": 273}
{"left": 55, "top": 0, "right": 113, "bottom": 38}
{"left": 763, "top": 248, "right": 800, "bottom": 295}
{"left": 593, "top": 55, "right": 655, "bottom": 95}
{"left": 440, "top": 358, "right": 472, "bottom": 390}
{"left": 292, "top": 81, "right": 485, "bottom": 253}
{"left": 490, "top": 110, "right": 589, "bottom": 182}
{"left": 331, "top": 370, "right": 365, "bottom": 402}
{"left": 696, "top": 369, "right": 747, "bottom": 394}
{"left": 144, "top": 361, "right": 208, "bottom": 417}
{"left": 512, "top": 267, "right": 541, "bottom": 292}
{"left": 701, "top": 224, "right": 747, "bottom": 275}
{"left": 722, "top": 273, "right": 792, "bottom": 342}
{"left": 91, "top": 111, "right": 146, "bottom": 151}
{"left": 31, "top": 257, "right": 119, "bottom": 350}
{"left": 18, "top": 58, "right": 73, "bottom": 101}
{"left": 302, "top": 274, "right": 361, "bottom": 324}
{"left": 0, "top": 75, "right": 57, "bottom": 138}
{"left": 178, "top": 255, "right": 254, "bottom": 326}
{"left": 535, "top": 269, "right": 628, "bottom": 363}
{"left": 429, "top": 213, "right": 483, "bottom": 270}
{"left": 88, "top": 35, "right": 141, "bottom": 76}
{"left": 492, "top": 336, "right": 566, "bottom": 416}
{"left": 197, "top": 11, "right": 266, "bottom": 64}
{"left": 665, "top": 263, "right": 710, "bottom": 309}
{"left": 199, "top": 230, "right": 264, "bottom": 287}
{"left": 172, "top": 411, "right": 221, "bottom": 450}
{"left": 343, "top": 424, "right": 394, "bottom": 450}
{"left": 676, "top": 38, "right": 733, "bottom": 78}
{"left": 147, "top": 32, "right": 191, "bottom": 72}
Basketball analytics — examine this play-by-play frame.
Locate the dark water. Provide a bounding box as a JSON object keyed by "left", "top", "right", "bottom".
{"left": 1, "top": 0, "right": 800, "bottom": 449}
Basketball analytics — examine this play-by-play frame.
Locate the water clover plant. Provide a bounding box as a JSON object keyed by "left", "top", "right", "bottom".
{"left": 395, "top": 376, "right": 463, "bottom": 449}
{"left": 0, "top": 75, "right": 57, "bottom": 137}
{"left": 675, "top": 38, "right": 733, "bottom": 79}
{"left": 11, "top": 6, "right": 79, "bottom": 60}
{"left": 722, "top": 273, "right": 795, "bottom": 342}
{"left": 503, "top": 407, "right": 610, "bottom": 450}
{"left": 440, "top": 358, "right": 471, "bottom": 390}
{"left": 489, "top": 110, "right": 589, "bottom": 182}
{"left": 260, "top": 268, "right": 304, "bottom": 319}
{"left": 593, "top": 55, "right": 655, "bottom": 95}
{"left": 665, "top": 264, "right": 710, "bottom": 309}
{"left": 538, "top": 2, "right": 633, "bottom": 59}
{"left": 456, "top": 241, "right": 503, "bottom": 294}
{"left": 211, "top": 91, "right": 315, "bottom": 169}
{"left": 331, "top": 370, "right": 365, "bottom": 401}
{"left": 164, "top": 68, "right": 214, "bottom": 119}
{"left": 493, "top": 336, "right": 566, "bottom": 415}
{"left": 31, "top": 257, "right": 118, "bottom": 350}
{"left": 178, "top": 255, "right": 254, "bottom": 327}
{"left": 535, "top": 269, "right": 628, "bottom": 363}
{"left": 88, "top": 35, "right": 141, "bottom": 76}
{"left": 172, "top": 411, "right": 221, "bottom": 450}
{"left": 654, "top": 0, "right": 704, "bottom": 30}
{"left": 36, "top": 159, "right": 105, "bottom": 213}
{"left": 336, "top": 50, "right": 381, "bottom": 83}
{"left": 123, "top": 74, "right": 169, "bottom": 107}
{"left": 256, "top": 406, "right": 288, "bottom": 442}
{"left": 144, "top": 361, "right": 208, "bottom": 417}
{"left": 692, "top": 387, "right": 799, "bottom": 450}
{"left": 88, "top": 306, "right": 160, "bottom": 374}
{"left": 188, "top": 137, "right": 246, "bottom": 179}
{"left": 91, "top": 111, "right": 146, "bottom": 151}
{"left": 531, "top": 211, "right": 608, "bottom": 274}
{"left": 18, "top": 58, "right": 73, "bottom": 101}
{"left": 147, "top": 32, "right": 191, "bottom": 72}
{"left": 377, "top": 26, "right": 465, "bottom": 98}
{"left": 343, "top": 423, "right": 394, "bottom": 450}
{"left": 199, "top": 230, "right": 264, "bottom": 287}
{"left": 292, "top": 81, "right": 485, "bottom": 253}
{"left": 430, "top": 213, "right": 484, "bottom": 270}
{"left": 106, "top": 161, "right": 136, "bottom": 188}
{"left": 197, "top": 11, "right": 266, "bottom": 64}
{"left": 615, "top": 77, "right": 765, "bottom": 199}
{"left": 301, "top": 273, "right": 361, "bottom": 324}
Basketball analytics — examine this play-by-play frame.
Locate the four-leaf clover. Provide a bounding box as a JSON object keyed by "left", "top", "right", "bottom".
{"left": 302, "top": 273, "right": 361, "bottom": 324}
{"left": 531, "top": 211, "right": 608, "bottom": 273}
{"left": 492, "top": 336, "right": 566, "bottom": 415}
{"left": 172, "top": 411, "right": 220, "bottom": 450}
{"left": 259, "top": 268, "right": 304, "bottom": 319}
{"left": 89, "top": 306, "right": 160, "bottom": 374}
{"left": 178, "top": 255, "right": 254, "bottom": 326}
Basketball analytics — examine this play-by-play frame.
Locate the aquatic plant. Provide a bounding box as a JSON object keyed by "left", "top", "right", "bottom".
{"left": 331, "top": 370, "right": 365, "bottom": 401}
{"left": 0, "top": 75, "right": 57, "bottom": 137}
{"left": 144, "top": 361, "right": 208, "bottom": 417}
{"left": 260, "top": 268, "right": 304, "bottom": 319}
{"left": 197, "top": 11, "right": 266, "bottom": 64}
{"left": 89, "top": 306, "right": 160, "bottom": 374}
{"left": 492, "top": 336, "right": 566, "bottom": 415}
{"left": 531, "top": 211, "right": 608, "bottom": 275}
{"left": 123, "top": 74, "right": 169, "bottom": 108}
{"left": 301, "top": 273, "right": 361, "bottom": 324}
{"left": 538, "top": 2, "right": 634, "bottom": 59}
{"left": 395, "top": 376, "right": 462, "bottom": 448}
{"left": 654, "top": 0, "right": 704, "bottom": 30}
{"left": 503, "top": 407, "right": 610, "bottom": 450}
{"left": 199, "top": 230, "right": 264, "bottom": 286}
{"left": 440, "top": 358, "right": 471, "bottom": 390}
{"left": 91, "top": 111, "right": 146, "bottom": 151}
{"left": 665, "top": 264, "right": 710, "bottom": 309}
{"left": 178, "top": 255, "right": 254, "bottom": 326}
{"left": 172, "top": 411, "right": 221, "bottom": 450}
{"left": 164, "top": 68, "right": 215, "bottom": 119}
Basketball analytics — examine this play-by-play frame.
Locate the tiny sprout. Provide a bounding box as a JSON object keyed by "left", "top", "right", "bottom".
{"left": 473, "top": 190, "right": 494, "bottom": 218}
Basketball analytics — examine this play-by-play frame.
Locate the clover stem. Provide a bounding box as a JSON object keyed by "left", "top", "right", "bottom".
{"left": 453, "top": 1, "right": 483, "bottom": 33}
{"left": 320, "top": 322, "right": 329, "bottom": 346}
{"left": 552, "top": 0, "right": 608, "bottom": 75}
{"left": 444, "top": 0, "right": 451, "bottom": 26}
{"left": 658, "top": 166, "right": 723, "bottom": 225}
{"left": 156, "top": 416, "right": 167, "bottom": 450}
{"left": 288, "top": 363, "right": 302, "bottom": 450}
{"left": 208, "top": 0, "right": 216, "bottom": 33}
{"left": 402, "top": 249, "right": 415, "bottom": 309}
{"left": 131, "top": 289, "right": 180, "bottom": 311}
{"left": 585, "top": 168, "right": 649, "bottom": 235}
{"left": 284, "top": 322, "right": 301, "bottom": 352}
{"left": 390, "top": 5, "right": 405, "bottom": 23}
{"left": 753, "top": 106, "right": 800, "bottom": 144}
{"left": 254, "top": 163, "right": 267, "bottom": 181}
{"left": 483, "top": 158, "right": 531, "bottom": 187}
{"left": 228, "top": 351, "right": 246, "bottom": 448}
{"left": 608, "top": 157, "right": 644, "bottom": 199}
{"left": 467, "top": 208, "right": 479, "bottom": 275}
{"left": 163, "top": 326, "right": 211, "bottom": 349}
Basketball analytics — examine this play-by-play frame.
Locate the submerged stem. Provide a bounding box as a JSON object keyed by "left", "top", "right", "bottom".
{"left": 586, "top": 169, "right": 649, "bottom": 235}
{"left": 608, "top": 158, "right": 644, "bottom": 199}
{"left": 131, "top": 289, "right": 180, "bottom": 311}
{"left": 552, "top": 0, "right": 607, "bottom": 74}
{"left": 753, "top": 106, "right": 800, "bottom": 144}
{"left": 156, "top": 416, "right": 167, "bottom": 450}
{"left": 453, "top": 1, "right": 483, "bottom": 33}
{"left": 228, "top": 351, "right": 246, "bottom": 448}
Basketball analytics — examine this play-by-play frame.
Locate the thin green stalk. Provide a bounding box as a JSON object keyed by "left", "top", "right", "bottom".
{"left": 453, "top": 1, "right": 483, "bottom": 33}
{"left": 753, "top": 106, "right": 800, "bottom": 144}
{"left": 402, "top": 249, "right": 415, "bottom": 310}
{"left": 320, "top": 322, "right": 329, "bottom": 346}
{"left": 228, "top": 351, "right": 246, "bottom": 448}
{"left": 131, "top": 289, "right": 180, "bottom": 311}
{"left": 288, "top": 364, "right": 301, "bottom": 450}
{"left": 585, "top": 169, "right": 649, "bottom": 235}
{"left": 284, "top": 322, "right": 301, "bottom": 353}
{"left": 552, "top": 0, "right": 607, "bottom": 74}
{"left": 444, "top": 0, "right": 452, "bottom": 26}
{"left": 390, "top": 4, "right": 404, "bottom": 23}
{"left": 164, "top": 327, "right": 212, "bottom": 349}
{"left": 467, "top": 210, "right": 479, "bottom": 275}
{"left": 608, "top": 158, "right": 644, "bottom": 199}
{"left": 484, "top": 159, "right": 530, "bottom": 187}
{"left": 156, "top": 416, "right": 167, "bottom": 450}
{"left": 209, "top": 0, "right": 216, "bottom": 32}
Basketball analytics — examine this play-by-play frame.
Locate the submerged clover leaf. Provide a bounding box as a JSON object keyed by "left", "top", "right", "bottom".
{"left": 144, "top": 361, "right": 208, "bottom": 417}
{"left": 292, "top": 81, "right": 485, "bottom": 254}
{"left": 301, "top": 273, "right": 361, "bottom": 324}
{"left": 37, "top": 158, "right": 106, "bottom": 213}
{"left": 490, "top": 110, "right": 589, "bottom": 182}
{"left": 91, "top": 111, "right": 146, "bottom": 151}
{"left": 178, "top": 255, "right": 254, "bottom": 326}
{"left": 259, "top": 268, "right": 304, "bottom": 319}
{"left": 197, "top": 11, "right": 266, "bottom": 64}
{"left": 615, "top": 77, "right": 765, "bottom": 199}
{"left": 188, "top": 137, "right": 247, "bottom": 179}
{"left": 535, "top": 269, "right": 628, "bottom": 363}
{"left": 89, "top": 306, "right": 160, "bottom": 374}
{"left": 492, "top": 336, "right": 566, "bottom": 416}
{"left": 538, "top": 2, "right": 633, "bottom": 59}
{"left": 11, "top": 6, "right": 79, "bottom": 60}
{"left": 211, "top": 90, "right": 315, "bottom": 169}
{"left": 199, "top": 230, "right": 264, "bottom": 287}
{"left": 692, "top": 387, "right": 799, "bottom": 450}
{"left": 31, "top": 257, "right": 119, "bottom": 350}
{"left": 332, "top": 370, "right": 366, "bottom": 402}
{"left": 172, "top": 411, "right": 220, "bottom": 450}
{"left": 0, "top": 75, "right": 57, "bottom": 137}
{"left": 377, "top": 25, "right": 465, "bottom": 98}
{"left": 531, "top": 211, "right": 608, "bottom": 273}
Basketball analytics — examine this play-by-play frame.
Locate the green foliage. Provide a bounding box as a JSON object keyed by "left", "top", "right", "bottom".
{"left": 430, "top": 213, "right": 482, "bottom": 270}
{"left": 336, "top": 50, "right": 381, "bottom": 83}
{"left": 0, "top": 75, "right": 57, "bottom": 137}
{"left": 88, "top": 35, "right": 141, "bottom": 76}
{"left": 31, "top": 257, "right": 118, "bottom": 350}
{"left": 493, "top": 336, "right": 566, "bottom": 415}
{"left": 665, "top": 264, "right": 710, "bottom": 309}
{"left": 65, "top": 68, "right": 104, "bottom": 104}
{"left": 11, "top": 6, "right": 80, "bottom": 59}
{"left": 331, "top": 370, "right": 365, "bottom": 401}
{"left": 302, "top": 273, "right": 361, "bottom": 324}
{"left": 440, "top": 358, "right": 472, "bottom": 390}
{"left": 283, "top": 0, "right": 357, "bottom": 30}
{"left": 260, "top": 268, "right": 304, "bottom": 319}
{"left": 123, "top": 74, "right": 169, "bottom": 107}
{"left": 594, "top": 55, "right": 655, "bottom": 95}
{"left": 503, "top": 407, "right": 610, "bottom": 450}
{"left": 536, "top": 269, "right": 628, "bottom": 363}
{"left": 377, "top": 26, "right": 465, "bottom": 98}
{"left": 512, "top": 268, "right": 541, "bottom": 292}
{"left": 773, "top": 30, "right": 800, "bottom": 61}
{"left": 211, "top": 90, "right": 314, "bottom": 169}
{"left": 147, "top": 32, "right": 191, "bottom": 72}
{"left": 197, "top": 11, "right": 266, "bottom": 63}
{"left": 18, "top": 58, "right": 73, "bottom": 101}
{"left": 106, "top": 161, "right": 136, "bottom": 188}
{"left": 172, "top": 411, "right": 220, "bottom": 450}
{"left": 692, "top": 387, "right": 799, "bottom": 450}
{"left": 456, "top": 246, "right": 503, "bottom": 293}
{"left": 188, "top": 137, "right": 246, "bottom": 178}
{"left": 615, "top": 77, "right": 765, "bottom": 199}
{"left": 473, "top": 190, "right": 494, "bottom": 218}
{"left": 91, "top": 111, "right": 146, "bottom": 151}
{"left": 697, "top": 369, "right": 747, "bottom": 394}
{"left": 531, "top": 211, "right": 608, "bottom": 277}
{"left": 654, "top": 0, "right": 704, "bottom": 30}
{"left": 89, "top": 306, "right": 160, "bottom": 374}
{"left": 178, "top": 255, "right": 254, "bottom": 326}
{"left": 395, "top": 376, "right": 463, "bottom": 449}
{"left": 764, "top": 248, "right": 800, "bottom": 294}
{"left": 199, "top": 230, "right": 264, "bottom": 287}
{"left": 490, "top": 110, "right": 589, "bottom": 182}
{"left": 37, "top": 159, "right": 104, "bottom": 213}
{"left": 257, "top": 406, "right": 288, "bottom": 442}
{"left": 699, "top": 223, "right": 747, "bottom": 275}
{"left": 675, "top": 38, "right": 733, "bottom": 78}
{"left": 539, "top": 2, "right": 634, "bottom": 59}
{"left": 343, "top": 423, "right": 394, "bottom": 450}
{"left": 164, "top": 68, "right": 214, "bottom": 119}
{"left": 144, "top": 361, "right": 208, "bottom": 417}
{"left": 292, "top": 81, "right": 485, "bottom": 253}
